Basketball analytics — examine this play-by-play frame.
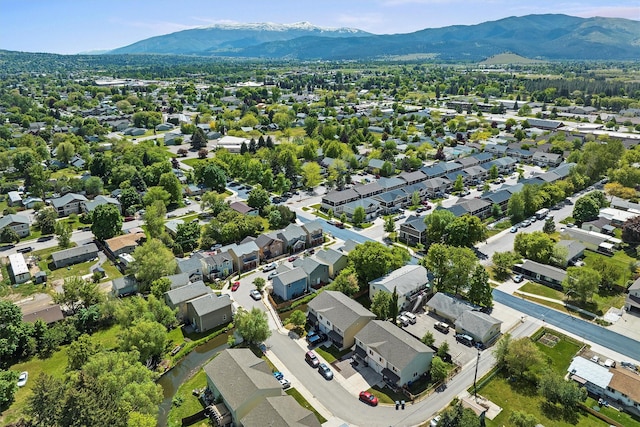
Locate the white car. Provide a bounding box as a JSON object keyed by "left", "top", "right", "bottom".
{"left": 279, "top": 378, "right": 291, "bottom": 389}
{"left": 17, "top": 371, "right": 28, "bottom": 387}
{"left": 430, "top": 415, "right": 441, "bottom": 427}
{"left": 513, "top": 274, "right": 524, "bottom": 283}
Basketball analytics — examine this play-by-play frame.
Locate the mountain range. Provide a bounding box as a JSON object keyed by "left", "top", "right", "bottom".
{"left": 108, "top": 14, "right": 640, "bottom": 61}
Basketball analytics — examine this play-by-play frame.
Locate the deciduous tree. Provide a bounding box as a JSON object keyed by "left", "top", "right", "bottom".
{"left": 467, "top": 265, "right": 492, "bottom": 307}
{"left": 370, "top": 290, "right": 392, "bottom": 320}
{"left": 91, "top": 204, "right": 122, "bottom": 240}
{"left": 119, "top": 319, "right": 167, "bottom": 365}
{"left": 301, "top": 162, "right": 322, "bottom": 189}
{"left": 352, "top": 206, "right": 366, "bottom": 227}
{"left": 247, "top": 185, "right": 271, "bottom": 213}
{"left": 144, "top": 200, "right": 166, "bottom": 239}
{"left": 563, "top": 267, "right": 601, "bottom": 303}
{"left": 130, "top": 239, "right": 177, "bottom": 290}
{"left": 430, "top": 356, "right": 449, "bottom": 384}
{"left": 235, "top": 307, "right": 271, "bottom": 344}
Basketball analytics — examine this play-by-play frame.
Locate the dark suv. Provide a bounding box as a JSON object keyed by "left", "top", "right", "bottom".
{"left": 306, "top": 331, "right": 327, "bottom": 346}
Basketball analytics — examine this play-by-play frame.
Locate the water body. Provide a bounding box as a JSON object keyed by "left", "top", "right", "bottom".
{"left": 157, "top": 334, "right": 229, "bottom": 427}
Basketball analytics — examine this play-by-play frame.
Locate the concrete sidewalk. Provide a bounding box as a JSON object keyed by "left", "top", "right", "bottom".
{"left": 513, "top": 289, "right": 599, "bottom": 319}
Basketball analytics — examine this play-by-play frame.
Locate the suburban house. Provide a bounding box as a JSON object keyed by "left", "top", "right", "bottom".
{"left": 22, "top": 304, "right": 64, "bottom": 324}
{"left": 582, "top": 217, "right": 615, "bottom": 235}
{"left": 271, "top": 267, "right": 308, "bottom": 301}
{"left": 111, "top": 275, "right": 138, "bottom": 297}
{"left": 166, "top": 273, "right": 191, "bottom": 289}
{"left": 301, "top": 220, "right": 324, "bottom": 248}
{"left": 513, "top": 259, "right": 567, "bottom": 289}
{"left": 82, "top": 195, "right": 122, "bottom": 214}
{"left": 186, "top": 293, "right": 233, "bottom": 333}
{"left": 176, "top": 257, "right": 204, "bottom": 282}
{"left": 557, "top": 240, "right": 586, "bottom": 266}
{"left": 568, "top": 356, "right": 640, "bottom": 410}
{"left": 454, "top": 310, "right": 502, "bottom": 344}
{"left": 314, "top": 248, "right": 348, "bottom": 278}
{"left": 624, "top": 277, "right": 640, "bottom": 315}
{"left": 354, "top": 320, "right": 433, "bottom": 388}
{"left": 8, "top": 253, "right": 30, "bottom": 284}
{"left": 165, "top": 219, "right": 184, "bottom": 237}
{"left": 443, "top": 199, "right": 492, "bottom": 219}
{"left": 532, "top": 151, "right": 563, "bottom": 167}
{"left": 277, "top": 224, "right": 307, "bottom": 254}
{"left": 342, "top": 198, "right": 381, "bottom": 221}
{"left": 7, "top": 191, "right": 22, "bottom": 207}
{"left": 164, "top": 281, "right": 213, "bottom": 320}
{"left": 51, "top": 243, "right": 99, "bottom": 269}
{"left": 253, "top": 232, "right": 285, "bottom": 261}
{"left": 49, "top": 193, "right": 88, "bottom": 217}
{"left": 240, "top": 396, "right": 321, "bottom": 427}
{"left": 399, "top": 215, "right": 427, "bottom": 245}
{"left": 222, "top": 241, "right": 258, "bottom": 272}
{"left": 229, "top": 201, "right": 257, "bottom": 216}
{"left": 293, "top": 257, "right": 330, "bottom": 288}
{"left": 196, "top": 251, "right": 234, "bottom": 281}
{"left": 369, "top": 265, "right": 430, "bottom": 312}
{"left": 426, "top": 293, "right": 478, "bottom": 324}
{"left": 307, "top": 290, "right": 376, "bottom": 351}
{"left": 104, "top": 231, "right": 146, "bottom": 258}
{"left": 561, "top": 228, "right": 621, "bottom": 253}
{"left": 0, "top": 214, "right": 31, "bottom": 238}
{"left": 203, "top": 349, "right": 284, "bottom": 426}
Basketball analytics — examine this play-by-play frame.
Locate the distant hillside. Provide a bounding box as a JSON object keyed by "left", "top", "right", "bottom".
{"left": 109, "top": 22, "right": 370, "bottom": 55}
{"left": 107, "top": 14, "right": 640, "bottom": 61}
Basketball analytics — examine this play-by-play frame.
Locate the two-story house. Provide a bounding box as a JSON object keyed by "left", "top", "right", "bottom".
{"left": 307, "top": 290, "right": 376, "bottom": 351}
{"left": 0, "top": 214, "right": 30, "bottom": 238}
{"left": 254, "top": 232, "right": 285, "bottom": 261}
{"left": 398, "top": 215, "right": 427, "bottom": 246}
{"left": 277, "top": 224, "right": 307, "bottom": 254}
{"left": 369, "top": 265, "right": 430, "bottom": 312}
{"left": 226, "top": 241, "right": 260, "bottom": 272}
{"left": 354, "top": 320, "right": 433, "bottom": 388}
{"left": 49, "top": 193, "right": 88, "bottom": 217}
{"left": 301, "top": 220, "right": 324, "bottom": 248}
{"left": 625, "top": 277, "right": 640, "bottom": 315}
{"left": 271, "top": 267, "right": 308, "bottom": 301}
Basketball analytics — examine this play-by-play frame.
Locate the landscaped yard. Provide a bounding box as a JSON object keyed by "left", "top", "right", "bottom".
{"left": 583, "top": 250, "right": 634, "bottom": 287}
{"left": 314, "top": 345, "right": 351, "bottom": 364}
{"left": 532, "top": 330, "right": 582, "bottom": 375}
{"left": 166, "top": 370, "right": 209, "bottom": 427}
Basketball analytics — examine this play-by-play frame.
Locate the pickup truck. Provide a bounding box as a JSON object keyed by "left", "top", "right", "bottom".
{"left": 434, "top": 321, "right": 450, "bottom": 333}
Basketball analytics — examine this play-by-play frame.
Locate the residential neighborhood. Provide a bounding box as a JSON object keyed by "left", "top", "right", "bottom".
{"left": 1, "top": 41, "right": 640, "bottom": 427}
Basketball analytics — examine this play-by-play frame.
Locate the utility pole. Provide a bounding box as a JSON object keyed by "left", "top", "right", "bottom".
{"left": 473, "top": 349, "right": 481, "bottom": 400}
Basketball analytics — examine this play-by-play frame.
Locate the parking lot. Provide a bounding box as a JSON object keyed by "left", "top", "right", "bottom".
{"left": 402, "top": 310, "right": 482, "bottom": 366}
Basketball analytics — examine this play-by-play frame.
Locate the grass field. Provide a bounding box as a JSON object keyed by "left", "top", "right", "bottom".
{"left": 166, "top": 370, "right": 208, "bottom": 427}
{"left": 1, "top": 325, "right": 122, "bottom": 425}
{"left": 533, "top": 330, "right": 582, "bottom": 375}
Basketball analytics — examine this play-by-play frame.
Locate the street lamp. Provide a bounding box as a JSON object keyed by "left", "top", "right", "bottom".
{"left": 473, "top": 349, "right": 481, "bottom": 400}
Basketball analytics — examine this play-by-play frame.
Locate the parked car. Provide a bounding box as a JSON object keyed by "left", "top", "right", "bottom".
{"left": 279, "top": 378, "right": 291, "bottom": 389}
{"left": 401, "top": 312, "right": 417, "bottom": 324}
{"left": 455, "top": 333, "right": 474, "bottom": 346}
{"left": 513, "top": 274, "right": 524, "bottom": 283}
{"left": 305, "top": 351, "right": 320, "bottom": 368}
{"left": 250, "top": 289, "right": 262, "bottom": 300}
{"left": 521, "top": 219, "right": 531, "bottom": 227}
{"left": 16, "top": 246, "right": 33, "bottom": 253}
{"left": 231, "top": 281, "right": 240, "bottom": 291}
{"left": 397, "top": 315, "right": 410, "bottom": 327}
{"left": 434, "top": 322, "right": 450, "bottom": 333}
{"left": 318, "top": 363, "right": 333, "bottom": 380}
{"left": 430, "top": 415, "right": 441, "bottom": 427}
{"left": 510, "top": 226, "right": 518, "bottom": 233}
{"left": 359, "top": 391, "right": 379, "bottom": 406}
{"left": 307, "top": 331, "right": 328, "bottom": 346}
{"left": 267, "top": 271, "right": 278, "bottom": 280}
{"left": 17, "top": 371, "right": 28, "bottom": 387}
{"left": 262, "top": 263, "right": 277, "bottom": 272}
{"left": 288, "top": 255, "right": 298, "bottom": 262}
{"left": 273, "top": 371, "right": 284, "bottom": 380}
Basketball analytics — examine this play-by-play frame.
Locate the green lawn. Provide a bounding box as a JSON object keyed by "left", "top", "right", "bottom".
{"left": 519, "top": 282, "right": 565, "bottom": 300}
{"left": 481, "top": 373, "right": 608, "bottom": 427}
{"left": 584, "top": 397, "right": 640, "bottom": 427}
{"left": 166, "top": 370, "right": 209, "bottom": 427}
{"left": 583, "top": 250, "right": 633, "bottom": 287}
{"left": 181, "top": 158, "right": 205, "bottom": 168}
{"left": 314, "top": 346, "right": 351, "bottom": 364}
{"left": 285, "top": 388, "right": 327, "bottom": 424}
{"left": 1, "top": 324, "right": 122, "bottom": 425}
{"left": 533, "top": 331, "right": 582, "bottom": 375}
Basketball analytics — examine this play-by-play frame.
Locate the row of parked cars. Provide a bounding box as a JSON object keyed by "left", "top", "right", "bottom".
{"left": 396, "top": 311, "right": 417, "bottom": 326}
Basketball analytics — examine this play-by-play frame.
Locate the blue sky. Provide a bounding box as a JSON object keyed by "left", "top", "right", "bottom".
{"left": 1, "top": 0, "right": 638, "bottom": 54}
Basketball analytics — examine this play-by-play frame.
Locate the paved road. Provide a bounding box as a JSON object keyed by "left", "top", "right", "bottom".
{"left": 493, "top": 290, "right": 640, "bottom": 361}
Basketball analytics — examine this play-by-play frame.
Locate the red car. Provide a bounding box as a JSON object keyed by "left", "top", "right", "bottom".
{"left": 288, "top": 255, "right": 298, "bottom": 262}
{"left": 231, "top": 281, "right": 240, "bottom": 291}
{"left": 359, "top": 391, "right": 379, "bottom": 406}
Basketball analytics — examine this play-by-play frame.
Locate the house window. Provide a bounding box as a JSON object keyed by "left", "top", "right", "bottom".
{"left": 327, "top": 321, "right": 331, "bottom": 326}
{"left": 369, "top": 350, "right": 373, "bottom": 356}
{"left": 379, "top": 357, "right": 382, "bottom": 362}
{"left": 319, "top": 315, "right": 323, "bottom": 320}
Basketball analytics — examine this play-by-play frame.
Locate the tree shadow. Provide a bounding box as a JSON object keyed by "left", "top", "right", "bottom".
{"left": 540, "top": 402, "right": 580, "bottom": 424}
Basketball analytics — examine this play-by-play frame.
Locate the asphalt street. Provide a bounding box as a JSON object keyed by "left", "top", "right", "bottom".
{"left": 493, "top": 290, "right": 640, "bottom": 361}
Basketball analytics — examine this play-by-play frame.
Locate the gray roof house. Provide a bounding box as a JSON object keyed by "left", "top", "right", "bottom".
{"left": 176, "top": 256, "right": 204, "bottom": 282}
{"left": 557, "top": 240, "right": 586, "bottom": 266}
{"left": 369, "top": 265, "right": 430, "bottom": 312}
{"left": 254, "top": 232, "right": 285, "bottom": 261}
{"left": 49, "top": 193, "right": 88, "bottom": 217}
{"left": 426, "top": 292, "right": 477, "bottom": 323}
{"left": 240, "top": 396, "right": 321, "bottom": 427}
{"left": 293, "top": 257, "right": 330, "bottom": 288}
{"left": 226, "top": 241, "right": 260, "bottom": 272}
{"left": 166, "top": 272, "right": 192, "bottom": 289}
{"left": 399, "top": 215, "right": 427, "bottom": 246}
{"left": 0, "top": 214, "right": 30, "bottom": 238}
{"left": 277, "top": 224, "right": 307, "bottom": 254}
{"left": 164, "top": 280, "right": 213, "bottom": 319}
{"left": 307, "top": 290, "right": 376, "bottom": 350}
{"left": 82, "top": 195, "right": 121, "bottom": 214}
{"left": 7, "top": 191, "right": 22, "bottom": 206}
{"left": 314, "top": 248, "right": 348, "bottom": 278}
{"left": 271, "top": 267, "right": 308, "bottom": 301}
{"left": 624, "top": 277, "right": 640, "bottom": 314}
{"left": 203, "top": 349, "right": 283, "bottom": 426}
{"left": 514, "top": 259, "right": 567, "bottom": 289}
{"left": 354, "top": 320, "right": 433, "bottom": 387}
{"left": 301, "top": 220, "right": 324, "bottom": 248}
{"left": 111, "top": 275, "right": 138, "bottom": 297}
{"left": 321, "top": 188, "right": 360, "bottom": 212}
{"left": 454, "top": 310, "right": 502, "bottom": 344}
{"left": 186, "top": 293, "right": 233, "bottom": 333}
{"left": 51, "top": 243, "right": 99, "bottom": 269}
